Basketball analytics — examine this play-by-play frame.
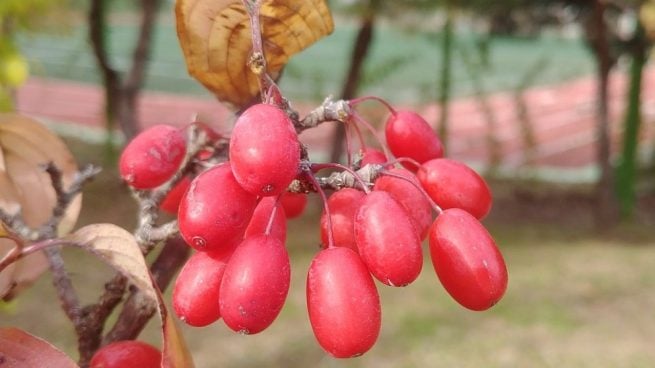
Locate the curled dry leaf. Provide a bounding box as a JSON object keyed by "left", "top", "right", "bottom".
{"left": 641, "top": 1, "right": 655, "bottom": 40}
{"left": 176, "top": 0, "right": 334, "bottom": 108}
{"left": 67, "top": 224, "right": 194, "bottom": 368}
{"left": 0, "top": 113, "right": 81, "bottom": 300}
{"left": 0, "top": 327, "right": 78, "bottom": 368}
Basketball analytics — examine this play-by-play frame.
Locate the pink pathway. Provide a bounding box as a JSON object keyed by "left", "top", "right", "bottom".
{"left": 15, "top": 69, "right": 655, "bottom": 179}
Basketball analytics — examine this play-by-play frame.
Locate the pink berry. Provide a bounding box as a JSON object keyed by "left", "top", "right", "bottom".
{"left": 172, "top": 251, "right": 227, "bottom": 327}
{"left": 385, "top": 111, "right": 443, "bottom": 170}
{"left": 119, "top": 124, "right": 186, "bottom": 189}
{"left": 319, "top": 188, "right": 366, "bottom": 251}
{"left": 178, "top": 163, "right": 257, "bottom": 253}
{"left": 360, "top": 146, "right": 387, "bottom": 167}
{"left": 244, "top": 197, "right": 287, "bottom": 242}
{"left": 219, "top": 234, "right": 290, "bottom": 334}
{"left": 279, "top": 192, "right": 308, "bottom": 219}
{"left": 417, "top": 158, "right": 492, "bottom": 219}
{"left": 307, "top": 247, "right": 380, "bottom": 358}
{"left": 229, "top": 104, "right": 300, "bottom": 196}
{"left": 429, "top": 208, "right": 508, "bottom": 311}
{"left": 89, "top": 341, "right": 161, "bottom": 368}
{"left": 354, "top": 191, "right": 423, "bottom": 286}
{"left": 374, "top": 168, "right": 432, "bottom": 240}
{"left": 160, "top": 176, "right": 192, "bottom": 214}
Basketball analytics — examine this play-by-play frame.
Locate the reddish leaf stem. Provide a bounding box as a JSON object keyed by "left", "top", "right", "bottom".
{"left": 304, "top": 171, "right": 335, "bottom": 249}
{"left": 380, "top": 170, "right": 443, "bottom": 215}
{"left": 349, "top": 95, "right": 397, "bottom": 115}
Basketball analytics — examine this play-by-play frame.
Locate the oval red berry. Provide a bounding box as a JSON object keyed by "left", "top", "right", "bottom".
{"left": 307, "top": 247, "right": 380, "bottom": 358}
{"left": 417, "top": 158, "right": 492, "bottom": 219}
{"left": 89, "top": 340, "right": 161, "bottom": 368}
{"left": 384, "top": 110, "right": 443, "bottom": 170}
{"left": 429, "top": 208, "right": 508, "bottom": 311}
{"left": 178, "top": 163, "right": 257, "bottom": 253}
{"left": 119, "top": 124, "right": 186, "bottom": 189}
{"left": 229, "top": 104, "right": 300, "bottom": 196}
{"left": 172, "top": 251, "right": 228, "bottom": 327}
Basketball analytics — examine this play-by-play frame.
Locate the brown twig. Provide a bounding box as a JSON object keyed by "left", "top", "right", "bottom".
{"left": 103, "top": 236, "right": 189, "bottom": 344}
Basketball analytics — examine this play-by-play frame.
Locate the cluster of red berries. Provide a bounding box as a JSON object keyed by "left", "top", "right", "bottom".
{"left": 117, "top": 101, "right": 508, "bottom": 358}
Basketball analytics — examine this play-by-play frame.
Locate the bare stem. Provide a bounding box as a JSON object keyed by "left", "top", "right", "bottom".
{"left": 311, "top": 163, "right": 372, "bottom": 194}
{"left": 296, "top": 97, "right": 352, "bottom": 133}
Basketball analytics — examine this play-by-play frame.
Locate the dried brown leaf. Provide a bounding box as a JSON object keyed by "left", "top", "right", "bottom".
{"left": 0, "top": 327, "right": 78, "bottom": 368}
{"left": 176, "top": 0, "right": 334, "bottom": 108}
{"left": 66, "top": 224, "right": 156, "bottom": 302}
{"left": 0, "top": 114, "right": 81, "bottom": 299}
{"left": 66, "top": 224, "right": 195, "bottom": 367}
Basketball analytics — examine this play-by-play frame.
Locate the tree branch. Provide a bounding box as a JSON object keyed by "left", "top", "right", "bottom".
{"left": 103, "top": 236, "right": 189, "bottom": 344}
{"left": 124, "top": 0, "right": 162, "bottom": 93}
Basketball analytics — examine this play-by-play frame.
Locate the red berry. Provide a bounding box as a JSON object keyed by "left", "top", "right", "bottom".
{"left": 178, "top": 163, "right": 257, "bottom": 253}
{"left": 417, "top": 158, "right": 492, "bottom": 219}
{"left": 319, "top": 188, "right": 365, "bottom": 251}
{"left": 374, "top": 168, "right": 432, "bottom": 240}
{"left": 172, "top": 251, "right": 228, "bottom": 327}
{"left": 244, "top": 197, "right": 287, "bottom": 242}
{"left": 384, "top": 111, "right": 443, "bottom": 170}
{"left": 89, "top": 340, "right": 161, "bottom": 368}
{"left": 307, "top": 247, "right": 381, "bottom": 358}
{"left": 160, "top": 176, "right": 192, "bottom": 214}
{"left": 229, "top": 103, "right": 301, "bottom": 196}
{"left": 429, "top": 208, "right": 508, "bottom": 311}
{"left": 119, "top": 124, "right": 186, "bottom": 189}
{"left": 279, "top": 192, "right": 308, "bottom": 219}
{"left": 360, "top": 146, "right": 387, "bottom": 167}
{"left": 219, "top": 234, "right": 290, "bottom": 334}
{"left": 354, "top": 191, "right": 423, "bottom": 286}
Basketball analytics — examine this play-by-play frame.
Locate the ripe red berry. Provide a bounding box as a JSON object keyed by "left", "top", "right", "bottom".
{"left": 178, "top": 163, "right": 257, "bottom": 253}
{"left": 354, "top": 191, "right": 423, "bottom": 286}
{"left": 384, "top": 110, "right": 443, "bottom": 170}
{"left": 417, "top": 158, "right": 492, "bottom": 219}
{"left": 279, "top": 192, "right": 308, "bottom": 219}
{"left": 244, "top": 196, "right": 287, "bottom": 242}
{"left": 89, "top": 340, "right": 161, "bottom": 368}
{"left": 360, "top": 146, "right": 387, "bottom": 167}
{"left": 429, "top": 208, "right": 508, "bottom": 311}
{"left": 229, "top": 103, "right": 301, "bottom": 196}
{"left": 374, "top": 168, "right": 432, "bottom": 240}
{"left": 219, "top": 234, "right": 290, "bottom": 334}
{"left": 319, "top": 188, "right": 366, "bottom": 251}
{"left": 119, "top": 124, "right": 186, "bottom": 189}
{"left": 160, "top": 176, "right": 192, "bottom": 214}
{"left": 172, "top": 251, "right": 228, "bottom": 327}
{"left": 307, "top": 247, "right": 381, "bottom": 358}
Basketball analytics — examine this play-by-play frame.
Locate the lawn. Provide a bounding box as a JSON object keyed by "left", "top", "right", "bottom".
{"left": 18, "top": 6, "right": 594, "bottom": 105}
{"left": 2, "top": 138, "right": 655, "bottom": 367}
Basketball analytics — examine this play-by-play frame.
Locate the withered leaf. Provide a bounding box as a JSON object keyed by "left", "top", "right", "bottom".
{"left": 176, "top": 0, "right": 334, "bottom": 108}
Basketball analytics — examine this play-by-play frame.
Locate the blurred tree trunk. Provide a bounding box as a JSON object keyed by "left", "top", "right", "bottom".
{"left": 438, "top": 3, "right": 454, "bottom": 154}
{"left": 88, "top": 0, "right": 161, "bottom": 150}
{"left": 616, "top": 21, "right": 647, "bottom": 219}
{"left": 330, "top": 0, "right": 378, "bottom": 163}
{"left": 585, "top": 0, "right": 619, "bottom": 227}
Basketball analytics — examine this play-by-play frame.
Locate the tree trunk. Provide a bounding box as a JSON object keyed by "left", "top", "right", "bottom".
{"left": 330, "top": 1, "right": 376, "bottom": 163}
{"left": 616, "top": 22, "right": 646, "bottom": 219}
{"left": 88, "top": 0, "right": 161, "bottom": 144}
{"left": 588, "top": 0, "right": 618, "bottom": 227}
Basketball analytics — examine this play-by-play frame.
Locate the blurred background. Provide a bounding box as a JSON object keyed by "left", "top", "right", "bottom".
{"left": 1, "top": 0, "right": 655, "bottom": 367}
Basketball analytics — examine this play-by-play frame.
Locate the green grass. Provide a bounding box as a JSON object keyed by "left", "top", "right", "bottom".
{"left": 18, "top": 8, "right": 594, "bottom": 105}
{"left": 2, "top": 138, "right": 655, "bottom": 367}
